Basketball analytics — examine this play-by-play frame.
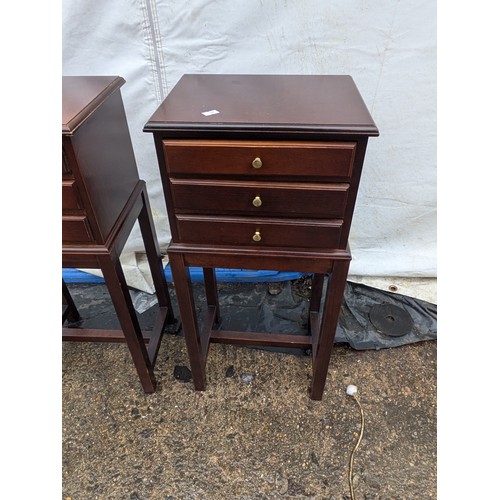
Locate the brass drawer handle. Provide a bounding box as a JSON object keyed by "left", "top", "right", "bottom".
{"left": 252, "top": 196, "right": 262, "bottom": 207}
{"left": 252, "top": 231, "right": 261, "bottom": 242}
{"left": 252, "top": 157, "right": 262, "bottom": 169}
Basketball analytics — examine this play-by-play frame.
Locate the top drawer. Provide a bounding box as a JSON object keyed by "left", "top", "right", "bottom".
{"left": 62, "top": 147, "right": 72, "bottom": 175}
{"left": 163, "top": 140, "right": 356, "bottom": 179}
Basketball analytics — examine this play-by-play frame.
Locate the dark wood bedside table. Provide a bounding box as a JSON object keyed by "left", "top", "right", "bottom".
{"left": 62, "top": 76, "right": 174, "bottom": 393}
{"left": 144, "top": 74, "right": 378, "bottom": 400}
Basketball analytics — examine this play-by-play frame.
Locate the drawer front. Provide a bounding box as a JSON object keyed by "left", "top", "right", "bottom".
{"left": 163, "top": 140, "right": 356, "bottom": 178}
{"left": 171, "top": 179, "right": 349, "bottom": 218}
{"left": 62, "top": 216, "right": 94, "bottom": 243}
{"left": 62, "top": 180, "right": 83, "bottom": 210}
{"left": 176, "top": 215, "right": 343, "bottom": 249}
{"left": 62, "top": 147, "right": 72, "bottom": 175}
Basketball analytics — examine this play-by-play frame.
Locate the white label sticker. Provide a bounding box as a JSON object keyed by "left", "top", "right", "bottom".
{"left": 202, "top": 109, "right": 220, "bottom": 116}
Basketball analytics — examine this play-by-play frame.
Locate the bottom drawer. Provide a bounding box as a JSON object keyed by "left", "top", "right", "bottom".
{"left": 176, "top": 215, "right": 343, "bottom": 249}
{"left": 62, "top": 216, "right": 94, "bottom": 243}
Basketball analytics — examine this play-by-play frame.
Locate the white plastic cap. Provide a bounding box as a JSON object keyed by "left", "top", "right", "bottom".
{"left": 346, "top": 385, "right": 358, "bottom": 396}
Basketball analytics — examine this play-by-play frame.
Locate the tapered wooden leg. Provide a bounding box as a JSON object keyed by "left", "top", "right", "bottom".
{"left": 203, "top": 267, "right": 220, "bottom": 324}
{"left": 98, "top": 255, "right": 156, "bottom": 393}
{"left": 308, "top": 273, "right": 325, "bottom": 332}
{"left": 62, "top": 279, "right": 80, "bottom": 324}
{"left": 169, "top": 253, "right": 206, "bottom": 390}
{"left": 137, "top": 188, "right": 174, "bottom": 322}
{"left": 310, "top": 260, "right": 350, "bottom": 400}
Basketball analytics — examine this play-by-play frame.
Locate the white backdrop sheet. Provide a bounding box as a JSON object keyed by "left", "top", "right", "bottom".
{"left": 62, "top": 0, "right": 436, "bottom": 279}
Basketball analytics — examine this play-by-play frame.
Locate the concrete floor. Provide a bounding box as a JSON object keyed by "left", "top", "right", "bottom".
{"left": 62, "top": 278, "right": 437, "bottom": 499}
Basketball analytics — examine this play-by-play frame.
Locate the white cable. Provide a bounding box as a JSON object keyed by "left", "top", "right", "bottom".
{"left": 346, "top": 385, "right": 365, "bottom": 500}
{"left": 346, "top": 384, "right": 358, "bottom": 396}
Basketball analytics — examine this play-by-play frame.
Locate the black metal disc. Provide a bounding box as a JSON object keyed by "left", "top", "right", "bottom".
{"left": 369, "top": 304, "right": 414, "bottom": 337}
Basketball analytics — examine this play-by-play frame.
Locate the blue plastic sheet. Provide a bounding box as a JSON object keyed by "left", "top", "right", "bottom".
{"left": 62, "top": 266, "right": 304, "bottom": 284}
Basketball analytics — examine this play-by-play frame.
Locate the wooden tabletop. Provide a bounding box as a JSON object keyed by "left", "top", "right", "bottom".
{"left": 144, "top": 74, "right": 378, "bottom": 136}
{"left": 62, "top": 76, "right": 125, "bottom": 135}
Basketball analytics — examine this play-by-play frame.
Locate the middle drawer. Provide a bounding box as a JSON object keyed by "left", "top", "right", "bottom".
{"left": 170, "top": 179, "right": 349, "bottom": 219}
{"left": 62, "top": 179, "right": 84, "bottom": 210}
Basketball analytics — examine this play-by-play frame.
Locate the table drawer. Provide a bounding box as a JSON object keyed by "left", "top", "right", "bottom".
{"left": 62, "top": 215, "right": 94, "bottom": 243}
{"left": 171, "top": 179, "right": 349, "bottom": 218}
{"left": 176, "top": 215, "right": 343, "bottom": 249}
{"left": 62, "top": 180, "right": 83, "bottom": 210}
{"left": 62, "top": 147, "right": 72, "bottom": 175}
{"left": 163, "top": 140, "right": 356, "bottom": 178}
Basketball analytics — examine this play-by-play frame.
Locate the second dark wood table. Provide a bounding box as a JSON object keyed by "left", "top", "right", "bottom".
{"left": 62, "top": 76, "right": 175, "bottom": 393}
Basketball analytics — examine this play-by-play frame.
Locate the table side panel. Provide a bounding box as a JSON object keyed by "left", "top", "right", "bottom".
{"left": 69, "top": 90, "right": 140, "bottom": 242}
